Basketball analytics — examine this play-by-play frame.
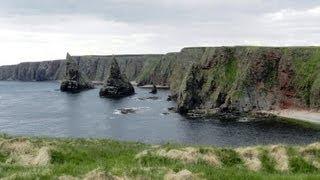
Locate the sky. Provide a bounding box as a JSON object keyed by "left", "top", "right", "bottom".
{"left": 0, "top": 0, "right": 319, "bottom": 65}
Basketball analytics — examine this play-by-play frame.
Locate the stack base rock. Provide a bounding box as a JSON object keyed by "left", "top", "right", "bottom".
{"left": 60, "top": 53, "right": 94, "bottom": 92}
{"left": 60, "top": 80, "right": 94, "bottom": 92}
{"left": 100, "top": 58, "right": 135, "bottom": 98}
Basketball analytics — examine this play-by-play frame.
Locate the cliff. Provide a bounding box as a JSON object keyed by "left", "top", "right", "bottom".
{"left": 176, "top": 47, "right": 320, "bottom": 115}
{"left": 136, "top": 47, "right": 206, "bottom": 92}
{"left": 131, "top": 46, "right": 320, "bottom": 115}
{"left": 0, "top": 60, "right": 65, "bottom": 81}
{"left": 0, "top": 54, "right": 163, "bottom": 82}
{"left": 1, "top": 47, "right": 320, "bottom": 114}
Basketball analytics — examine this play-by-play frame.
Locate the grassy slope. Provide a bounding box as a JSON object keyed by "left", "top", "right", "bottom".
{"left": 1, "top": 134, "right": 320, "bottom": 179}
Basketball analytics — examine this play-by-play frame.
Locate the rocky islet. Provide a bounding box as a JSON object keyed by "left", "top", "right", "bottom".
{"left": 99, "top": 57, "right": 135, "bottom": 98}
{"left": 60, "top": 53, "right": 94, "bottom": 92}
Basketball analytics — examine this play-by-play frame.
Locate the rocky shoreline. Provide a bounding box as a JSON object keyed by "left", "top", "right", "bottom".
{"left": 1, "top": 46, "right": 320, "bottom": 122}
{"left": 264, "top": 109, "right": 320, "bottom": 125}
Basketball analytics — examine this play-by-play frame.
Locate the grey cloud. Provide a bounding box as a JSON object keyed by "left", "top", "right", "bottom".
{"left": 1, "top": 0, "right": 319, "bottom": 24}
{"left": 0, "top": 0, "right": 319, "bottom": 65}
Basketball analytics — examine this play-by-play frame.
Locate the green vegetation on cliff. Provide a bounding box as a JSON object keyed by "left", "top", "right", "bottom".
{"left": 136, "top": 48, "right": 206, "bottom": 93}
{"left": 1, "top": 134, "right": 320, "bottom": 179}
{"left": 177, "top": 46, "right": 320, "bottom": 114}
{"left": 290, "top": 49, "right": 320, "bottom": 107}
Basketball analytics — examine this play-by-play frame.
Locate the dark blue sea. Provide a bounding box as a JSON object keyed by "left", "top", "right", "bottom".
{"left": 0, "top": 81, "right": 319, "bottom": 147}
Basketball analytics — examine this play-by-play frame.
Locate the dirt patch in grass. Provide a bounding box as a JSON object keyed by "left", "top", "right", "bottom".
{"left": 137, "top": 147, "right": 220, "bottom": 167}
{"left": 59, "top": 175, "right": 80, "bottom": 180}
{"left": 0, "top": 138, "right": 34, "bottom": 154}
{"left": 0, "top": 138, "right": 51, "bottom": 166}
{"left": 157, "top": 147, "right": 199, "bottom": 163}
{"left": 59, "top": 169, "right": 127, "bottom": 180}
{"left": 164, "top": 169, "right": 198, "bottom": 180}
{"left": 236, "top": 147, "right": 261, "bottom": 171}
{"left": 83, "top": 169, "right": 126, "bottom": 180}
{"left": 305, "top": 143, "right": 320, "bottom": 150}
{"left": 300, "top": 144, "right": 320, "bottom": 169}
{"left": 268, "top": 145, "right": 289, "bottom": 172}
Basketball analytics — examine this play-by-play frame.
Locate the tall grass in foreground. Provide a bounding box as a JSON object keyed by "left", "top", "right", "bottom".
{"left": 0, "top": 134, "right": 320, "bottom": 179}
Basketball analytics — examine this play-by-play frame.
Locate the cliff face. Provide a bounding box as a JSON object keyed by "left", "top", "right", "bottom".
{"left": 0, "top": 55, "right": 162, "bottom": 82}
{"left": 0, "top": 60, "right": 65, "bottom": 81}
{"left": 135, "top": 47, "right": 206, "bottom": 93}
{"left": 75, "top": 55, "right": 162, "bottom": 82}
{"left": 176, "top": 47, "right": 320, "bottom": 114}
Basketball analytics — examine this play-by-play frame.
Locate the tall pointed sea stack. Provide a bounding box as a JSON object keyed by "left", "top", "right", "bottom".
{"left": 99, "top": 57, "right": 135, "bottom": 98}
{"left": 60, "top": 53, "right": 94, "bottom": 92}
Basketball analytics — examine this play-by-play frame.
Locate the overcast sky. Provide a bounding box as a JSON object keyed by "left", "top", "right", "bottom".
{"left": 0, "top": 0, "right": 319, "bottom": 65}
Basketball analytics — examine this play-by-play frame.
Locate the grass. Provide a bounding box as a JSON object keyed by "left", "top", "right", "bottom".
{"left": 292, "top": 49, "right": 320, "bottom": 106}
{"left": 259, "top": 148, "right": 276, "bottom": 173}
{"left": 287, "top": 147, "right": 319, "bottom": 173}
{"left": 0, "top": 134, "right": 320, "bottom": 179}
{"left": 225, "top": 57, "right": 238, "bottom": 86}
{"left": 215, "top": 148, "right": 243, "bottom": 167}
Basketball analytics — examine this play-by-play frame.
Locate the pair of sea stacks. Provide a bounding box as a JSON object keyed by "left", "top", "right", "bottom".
{"left": 60, "top": 53, "right": 134, "bottom": 98}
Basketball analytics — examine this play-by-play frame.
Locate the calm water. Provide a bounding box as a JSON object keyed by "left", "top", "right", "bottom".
{"left": 0, "top": 81, "right": 319, "bottom": 147}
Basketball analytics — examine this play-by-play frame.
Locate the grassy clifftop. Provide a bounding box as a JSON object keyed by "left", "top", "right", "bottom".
{"left": 1, "top": 135, "right": 320, "bottom": 179}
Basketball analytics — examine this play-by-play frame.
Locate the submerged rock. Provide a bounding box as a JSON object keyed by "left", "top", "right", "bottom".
{"left": 150, "top": 84, "right": 157, "bottom": 94}
{"left": 99, "top": 57, "right": 135, "bottom": 98}
{"left": 168, "top": 107, "right": 177, "bottom": 112}
{"left": 167, "top": 94, "right": 178, "bottom": 101}
{"left": 138, "top": 96, "right": 159, "bottom": 100}
{"left": 118, "top": 108, "right": 137, "bottom": 114}
{"left": 60, "top": 53, "right": 94, "bottom": 92}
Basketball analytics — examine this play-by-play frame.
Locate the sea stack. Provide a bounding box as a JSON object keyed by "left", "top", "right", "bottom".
{"left": 99, "top": 57, "right": 135, "bottom": 98}
{"left": 60, "top": 53, "right": 94, "bottom": 92}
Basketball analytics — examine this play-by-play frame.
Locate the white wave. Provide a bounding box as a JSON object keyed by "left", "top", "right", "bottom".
{"left": 113, "top": 109, "right": 122, "bottom": 115}
{"left": 238, "top": 117, "right": 250, "bottom": 123}
{"left": 137, "top": 106, "right": 150, "bottom": 110}
{"left": 113, "top": 106, "right": 150, "bottom": 115}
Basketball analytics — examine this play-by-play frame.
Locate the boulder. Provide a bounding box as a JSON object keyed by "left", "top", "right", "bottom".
{"left": 167, "top": 94, "right": 178, "bottom": 101}
{"left": 150, "top": 84, "right": 157, "bottom": 94}
{"left": 99, "top": 57, "right": 135, "bottom": 98}
{"left": 118, "top": 108, "right": 137, "bottom": 114}
{"left": 60, "top": 53, "right": 94, "bottom": 92}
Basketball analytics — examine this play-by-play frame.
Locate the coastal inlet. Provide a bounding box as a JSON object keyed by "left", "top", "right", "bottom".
{"left": 0, "top": 81, "right": 319, "bottom": 147}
